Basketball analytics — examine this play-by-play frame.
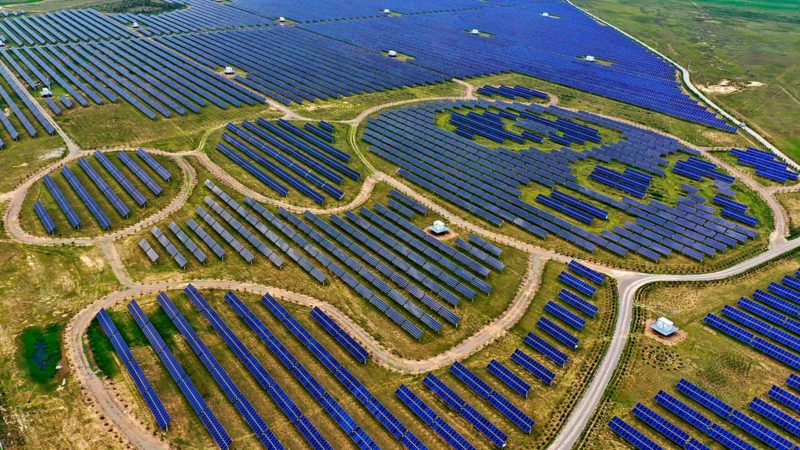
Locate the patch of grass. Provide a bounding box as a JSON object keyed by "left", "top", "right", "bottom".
{"left": 572, "top": 0, "right": 800, "bottom": 163}
{"left": 94, "top": 0, "right": 184, "bottom": 14}
{"left": 0, "top": 134, "right": 65, "bottom": 193}
{"left": 467, "top": 72, "right": 752, "bottom": 149}
{"left": 292, "top": 81, "right": 465, "bottom": 122}
{"left": 56, "top": 100, "right": 282, "bottom": 152}
{"left": 87, "top": 318, "right": 118, "bottom": 377}
{"left": 578, "top": 252, "right": 800, "bottom": 449}
{"left": 777, "top": 190, "right": 800, "bottom": 238}
{"left": 20, "top": 324, "right": 62, "bottom": 384}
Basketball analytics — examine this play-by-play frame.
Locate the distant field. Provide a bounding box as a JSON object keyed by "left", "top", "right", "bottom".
{"left": 579, "top": 251, "right": 800, "bottom": 449}
{"left": 573, "top": 0, "right": 800, "bottom": 162}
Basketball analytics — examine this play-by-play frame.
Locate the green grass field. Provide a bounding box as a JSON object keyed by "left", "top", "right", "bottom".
{"left": 573, "top": 0, "right": 800, "bottom": 162}
{"left": 55, "top": 100, "right": 283, "bottom": 152}
{"left": 19, "top": 151, "right": 184, "bottom": 238}
{"left": 579, "top": 251, "right": 800, "bottom": 449}
{"left": 93, "top": 259, "right": 616, "bottom": 449}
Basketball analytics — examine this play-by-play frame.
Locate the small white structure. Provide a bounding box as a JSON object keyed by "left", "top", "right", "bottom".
{"left": 383, "top": 8, "right": 391, "bottom": 14}
{"left": 470, "top": 28, "right": 480, "bottom": 35}
{"left": 652, "top": 317, "right": 679, "bottom": 336}
{"left": 0, "top": 40, "right": 5, "bottom": 47}
{"left": 41, "top": 87, "right": 53, "bottom": 97}
{"left": 585, "top": 55, "right": 596, "bottom": 62}
{"left": 131, "top": 21, "right": 140, "bottom": 29}
{"left": 542, "top": 12, "right": 550, "bottom": 17}
{"left": 430, "top": 220, "right": 449, "bottom": 235}
{"left": 278, "top": 16, "right": 287, "bottom": 23}
{"left": 223, "top": 66, "right": 235, "bottom": 75}
{"left": 387, "top": 50, "right": 398, "bottom": 58}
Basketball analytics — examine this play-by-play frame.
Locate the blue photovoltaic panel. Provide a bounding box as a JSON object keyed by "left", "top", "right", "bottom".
{"left": 675, "top": 379, "right": 733, "bottom": 419}
{"left": 631, "top": 403, "right": 690, "bottom": 447}
{"left": 157, "top": 292, "right": 284, "bottom": 450}
{"left": 536, "top": 317, "right": 579, "bottom": 349}
{"left": 183, "top": 286, "right": 332, "bottom": 450}
{"left": 43, "top": 174, "right": 80, "bottom": 229}
{"left": 728, "top": 410, "right": 794, "bottom": 450}
{"left": 395, "top": 384, "right": 475, "bottom": 450}
{"left": 770, "top": 386, "right": 800, "bottom": 414}
{"left": 703, "top": 314, "right": 754, "bottom": 344}
{"left": 707, "top": 423, "right": 756, "bottom": 450}
{"left": 487, "top": 359, "right": 530, "bottom": 398}
{"left": 608, "top": 416, "right": 663, "bottom": 450}
{"left": 789, "top": 374, "right": 800, "bottom": 392}
{"left": 127, "top": 300, "right": 232, "bottom": 449}
{"left": 94, "top": 151, "right": 148, "bottom": 207}
{"left": 34, "top": 201, "right": 56, "bottom": 234}
{"left": 136, "top": 148, "right": 172, "bottom": 181}
{"left": 654, "top": 390, "right": 712, "bottom": 432}
{"left": 544, "top": 301, "right": 586, "bottom": 330}
{"left": 423, "top": 373, "right": 507, "bottom": 449}
{"left": 260, "top": 293, "right": 425, "bottom": 449}
{"left": 222, "top": 292, "right": 379, "bottom": 449}
{"left": 558, "top": 289, "right": 598, "bottom": 318}
{"left": 61, "top": 166, "right": 111, "bottom": 230}
{"left": 450, "top": 361, "right": 534, "bottom": 433}
{"left": 567, "top": 260, "right": 605, "bottom": 285}
{"left": 558, "top": 271, "right": 596, "bottom": 297}
{"left": 749, "top": 397, "right": 800, "bottom": 438}
{"left": 511, "top": 349, "right": 555, "bottom": 385}
{"left": 96, "top": 308, "right": 170, "bottom": 430}
{"left": 118, "top": 152, "right": 163, "bottom": 196}
{"left": 524, "top": 332, "right": 568, "bottom": 367}
{"left": 310, "top": 307, "right": 369, "bottom": 364}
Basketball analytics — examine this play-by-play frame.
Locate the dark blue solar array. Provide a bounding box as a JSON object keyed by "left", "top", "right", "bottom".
{"left": 184, "top": 286, "right": 332, "bottom": 450}
{"left": 158, "top": 291, "right": 284, "bottom": 449}
{"left": 223, "top": 292, "right": 379, "bottom": 449}
{"left": 395, "top": 384, "right": 476, "bottom": 450}
{"left": 364, "top": 100, "right": 756, "bottom": 263}
{"left": 34, "top": 201, "right": 56, "bottom": 234}
{"left": 260, "top": 293, "right": 426, "bottom": 449}
{"left": 424, "top": 373, "right": 507, "bottom": 449}
{"left": 568, "top": 260, "right": 606, "bottom": 285}
{"left": 477, "top": 85, "right": 548, "bottom": 101}
{"left": 487, "top": 359, "right": 530, "bottom": 399}
{"left": 310, "top": 307, "right": 368, "bottom": 364}
{"left": 62, "top": 166, "right": 111, "bottom": 230}
{"left": 158, "top": 26, "right": 447, "bottom": 106}
{"left": 303, "top": 2, "right": 733, "bottom": 131}
{"left": 96, "top": 308, "right": 170, "bottom": 430}
{"left": 631, "top": 403, "right": 706, "bottom": 449}
{"left": 731, "top": 147, "right": 798, "bottom": 184}
{"left": 43, "top": 175, "right": 81, "bottom": 229}
{"left": 608, "top": 416, "right": 662, "bottom": 450}
{"left": 524, "top": 332, "right": 568, "bottom": 367}
{"left": 128, "top": 300, "right": 232, "bottom": 449}
{"left": 707, "top": 270, "right": 800, "bottom": 370}
{"left": 511, "top": 348, "right": 555, "bottom": 386}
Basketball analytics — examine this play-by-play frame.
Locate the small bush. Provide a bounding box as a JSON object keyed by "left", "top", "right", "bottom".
{"left": 20, "top": 324, "right": 63, "bottom": 384}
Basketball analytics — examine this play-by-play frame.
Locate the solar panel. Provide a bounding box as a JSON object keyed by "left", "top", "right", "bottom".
{"left": 33, "top": 201, "right": 56, "bottom": 234}
{"left": 536, "top": 317, "right": 579, "bottom": 349}
{"left": 544, "top": 301, "right": 586, "bottom": 330}
{"left": 676, "top": 379, "right": 733, "bottom": 419}
{"left": 310, "top": 307, "right": 368, "bottom": 364}
{"left": 524, "top": 332, "right": 568, "bottom": 367}
{"left": 511, "top": 349, "right": 555, "bottom": 385}
{"left": 608, "top": 416, "right": 662, "bottom": 450}
{"left": 769, "top": 386, "right": 800, "bottom": 414}
{"left": 749, "top": 397, "right": 800, "bottom": 439}
{"left": 654, "top": 390, "right": 712, "bottom": 432}
{"left": 396, "top": 385, "right": 475, "bottom": 450}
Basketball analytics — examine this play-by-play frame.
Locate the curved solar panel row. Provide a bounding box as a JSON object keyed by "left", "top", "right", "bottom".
{"left": 127, "top": 300, "right": 232, "bottom": 449}
{"left": 306, "top": 211, "right": 454, "bottom": 330}
{"left": 222, "top": 291, "right": 379, "bottom": 449}
{"left": 158, "top": 27, "right": 448, "bottom": 106}
{"left": 158, "top": 292, "right": 284, "bottom": 449}
{"left": 196, "top": 206, "right": 255, "bottom": 264}
{"left": 395, "top": 384, "right": 476, "bottom": 450}
{"left": 205, "top": 181, "right": 326, "bottom": 283}
{"left": 96, "top": 308, "right": 171, "bottom": 430}
{"left": 424, "top": 373, "right": 507, "bottom": 449}
{"left": 34, "top": 201, "right": 56, "bottom": 234}
{"left": 277, "top": 207, "right": 425, "bottom": 340}
{"left": 310, "top": 307, "right": 368, "bottom": 364}
{"left": 185, "top": 286, "right": 332, "bottom": 450}
{"left": 261, "top": 293, "right": 426, "bottom": 450}
{"left": 203, "top": 196, "right": 284, "bottom": 267}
